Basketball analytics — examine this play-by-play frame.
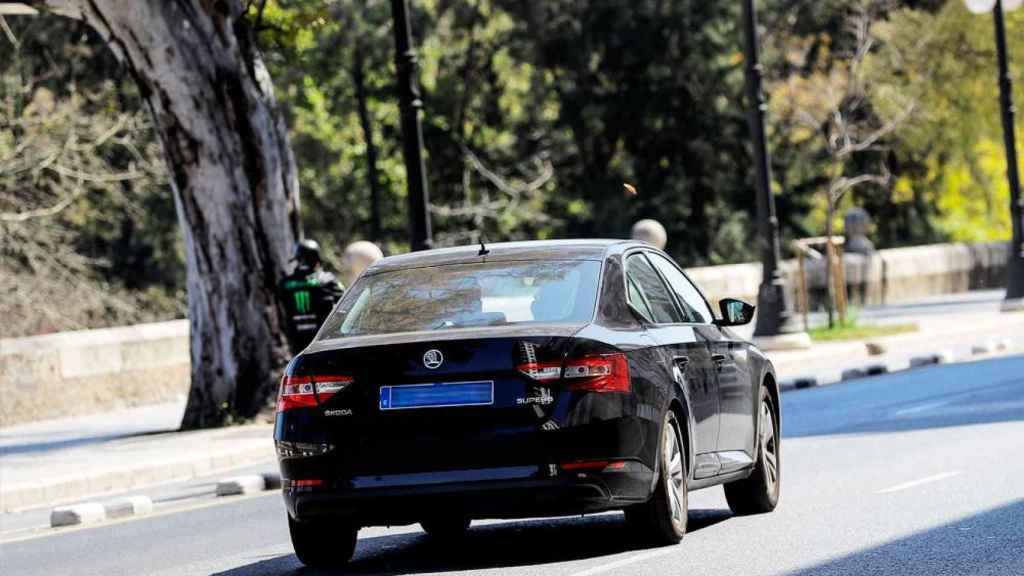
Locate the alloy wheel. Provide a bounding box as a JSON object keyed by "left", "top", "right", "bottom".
{"left": 664, "top": 418, "right": 686, "bottom": 527}
{"left": 760, "top": 400, "right": 779, "bottom": 492}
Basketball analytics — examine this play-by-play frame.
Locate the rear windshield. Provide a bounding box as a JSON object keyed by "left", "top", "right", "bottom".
{"left": 317, "top": 260, "right": 602, "bottom": 339}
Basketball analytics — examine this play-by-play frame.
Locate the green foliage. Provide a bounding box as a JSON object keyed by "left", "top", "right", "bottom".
{"left": 868, "top": 2, "right": 1023, "bottom": 244}
{"left": 1, "top": 0, "right": 1021, "bottom": 337}
{"left": 764, "top": 0, "right": 1022, "bottom": 248}
{"left": 808, "top": 318, "right": 918, "bottom": 342}
{"left": 255, "top": 0, "right": 760, "bottom": 266}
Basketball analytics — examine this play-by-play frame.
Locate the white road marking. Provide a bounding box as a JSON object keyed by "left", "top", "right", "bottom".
{"left": 568, "top": 546, "right": 681, "bottom": 576}
{"left": 892, "top": 399, "right": 952, "bottom": 416}
{"left": 876, "top": 470, "right": 962, "bottom": 494}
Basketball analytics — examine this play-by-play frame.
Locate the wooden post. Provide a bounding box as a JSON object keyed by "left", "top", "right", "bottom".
{"left": 797, "top": 247, "right": 809, "bottom": 332}
{"left": 836, "top": 243, "right": 849, "bottom": 325}
{"left": 824, "top": 237, "right": 836, "bottom": 328}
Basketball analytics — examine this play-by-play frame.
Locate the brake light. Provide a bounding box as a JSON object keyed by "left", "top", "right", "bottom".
{"left": 276, "top": 375, "right": 353, "bottom": 412}
{"left": 516, "top": 361, "right": 562, "bottom": 381}
{"left": 518, "top": 353, "right": 630, "bottom": 392}
{"left": 564, "top": 354, "right": 630, "bottom": 392}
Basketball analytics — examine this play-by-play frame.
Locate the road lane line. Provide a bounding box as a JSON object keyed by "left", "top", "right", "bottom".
{"left": 568, "top": 545, "right": 681, "bottom": 576}
{"left": 876, "top": 470, "right": 962, "bottom": 494}
{"left": 892, "top": 399, "right": 952, "bottom": 416}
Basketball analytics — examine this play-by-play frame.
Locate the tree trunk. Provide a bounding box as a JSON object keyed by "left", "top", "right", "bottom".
{"left": 44, "top": 0, "right": 299, "bottom": 428}
{"left": 352, "top": 40, "right": 382, "bottom": 242}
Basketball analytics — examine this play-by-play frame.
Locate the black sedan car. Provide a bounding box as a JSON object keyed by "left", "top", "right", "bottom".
{"left": 275, "top": 239, "right": 780, "bottom": 568}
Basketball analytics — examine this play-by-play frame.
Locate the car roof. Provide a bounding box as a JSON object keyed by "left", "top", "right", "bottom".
{"left": 365, "top": 239, "right": 640, "bottom": 275}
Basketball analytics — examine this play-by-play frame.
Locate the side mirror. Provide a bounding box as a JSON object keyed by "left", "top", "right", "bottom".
{"left": 715, "top": 298, "right": 755, "bottom": 327}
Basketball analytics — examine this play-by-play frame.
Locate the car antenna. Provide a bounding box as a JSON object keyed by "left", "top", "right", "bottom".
{"left": 477, "top": 233, "right": 490, "bottom": 257}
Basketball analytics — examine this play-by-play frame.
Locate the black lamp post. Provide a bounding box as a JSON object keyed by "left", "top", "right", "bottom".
{"left": 967, "top": 0, "right": 1023, "bottom": 310}
{"left": 390, "top": 0, "right": 433, "bottom": 252}
{"left": 992, "top": 0, "right": 1024, "bottom": 310}
{"left": 742, "top": 0, "right": 810, "bottom": 347}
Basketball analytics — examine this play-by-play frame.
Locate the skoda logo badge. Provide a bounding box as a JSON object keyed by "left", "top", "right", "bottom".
{"left": 423, "top": 349, "right": 444, "bottom": 369}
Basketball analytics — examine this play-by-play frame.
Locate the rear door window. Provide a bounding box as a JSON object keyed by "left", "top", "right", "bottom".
{"left": 624, "top": 253, "right": 683, "bottom": 324}
{"left": 647, "top": 253, "right": 714, "bottom": 324}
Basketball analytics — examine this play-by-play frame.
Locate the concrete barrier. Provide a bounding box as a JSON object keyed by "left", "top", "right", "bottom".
{"left": 0, "top": 241, "right": 1011, "bottom": 425}
{"left": 687, "top": 241, "right": 1008, "bottom": 310}
{"left": 0, "top": 320, "right": 189, "bottom": 426}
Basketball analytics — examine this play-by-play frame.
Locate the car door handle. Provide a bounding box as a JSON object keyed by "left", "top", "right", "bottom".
{"left": 711, "top": 354, "right": 727, "bottom": 369}
{"left": 673, "top": 356, "right": 690, "bottom": 369}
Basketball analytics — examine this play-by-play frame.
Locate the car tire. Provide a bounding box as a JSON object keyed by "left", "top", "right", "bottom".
{"left": 420, "top": 516, "right": 471, "bottom": 539}
{"left": 288, "top": 515, "right": 357, "bottom": 569}
{"left": 624, "top": 410, "right": 687, "bottom": 545}
{"left": 724, "top": 386, "right": 780, "bottom": 515}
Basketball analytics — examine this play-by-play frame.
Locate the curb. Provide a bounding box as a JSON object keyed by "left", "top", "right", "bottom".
{"left": 864, "top": 364, "right": 888, "bottom": 376}
{"left": 50, "top": 496, "right": 153, "bottom": 528}
{"left": 2, "top": 442, "right": 275, "bottom": 513}
{"left": 780, "top": 339, "right": 1020, "bottom": 395}
{"left": 46, "top": 472, "right": 282, "bottom": 529}
{"left": 972, "top": 341, "right": 996, "bottom": 356}
{"left": 840, "top": 368, "right": 867, "bottom": 381}
{"left": 215, "top": 472, "right": 282, "bottom": 497}
{"left": 909, "top": 350, "right": 956, "bottom": 368}
{"left": 781, "top": 377, "right": 820, "bottom": 390}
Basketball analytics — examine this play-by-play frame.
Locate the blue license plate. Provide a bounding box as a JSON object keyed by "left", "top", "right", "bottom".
{"left": 379, "top": 381, "right": 494, "bottom": 410}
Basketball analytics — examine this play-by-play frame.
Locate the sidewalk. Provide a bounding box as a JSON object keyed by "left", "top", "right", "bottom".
{"left": 1, "top": 290, "right": 1020, "bottom": 514}
{"left": 0, "top": 410, "right": 274, "bottom": 512}
{"left": 761, "top": 290, "right": 1024, "bottom": 384}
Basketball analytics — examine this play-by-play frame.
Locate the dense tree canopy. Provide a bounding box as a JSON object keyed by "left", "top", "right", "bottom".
{"left": 1, "top": 0, "right": 1021, "bottom": 339}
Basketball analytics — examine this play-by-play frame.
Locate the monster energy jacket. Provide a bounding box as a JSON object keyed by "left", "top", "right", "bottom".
{"left": 279, "top": 267, "right": 345, "bottom": 354}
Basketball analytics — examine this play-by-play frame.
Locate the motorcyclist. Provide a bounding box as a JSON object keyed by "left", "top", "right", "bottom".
{"left": 279, "top": 239, "right": 344, "bottom": 354}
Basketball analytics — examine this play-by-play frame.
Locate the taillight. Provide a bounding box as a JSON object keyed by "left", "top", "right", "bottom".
{"left": 516, "top": 361, "right": 562, "bottom": 381}
{"left": 564, "top": 353, "right": 630, "bottom": 392}
{"left": 518, "top": 353, "right": 630, "bottom": 393}
{"left": 277, "top": 375, "right": 353, "bottom": 412}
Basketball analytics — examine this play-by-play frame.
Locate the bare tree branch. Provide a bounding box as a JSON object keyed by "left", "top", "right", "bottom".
{"left": 460, "top": 145, "right": 554, "bottom": 196}
{"left": 0, "top": 184, "right": 84, "bottom": 222}
{"left": 834, "top": 102, "right": 916, "bottom": 159}
{"left": 830, "top": 168, "right": 892, "bottom": 203}
{"left": 0, "top": 15, "right": 20, "bottom": 48}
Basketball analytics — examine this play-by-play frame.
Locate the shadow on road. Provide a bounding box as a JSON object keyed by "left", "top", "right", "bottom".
{"left": 0, "top": 428, "right": 178, "bottom": 456}
{"left": 210, "top": 508, "right": 731, "bottom": 576}
{"left": 783, "top": 499, "right": 1024, "bottom": 576}
{"left": 783, "top": 355, "right": 1024, "bottom": 439}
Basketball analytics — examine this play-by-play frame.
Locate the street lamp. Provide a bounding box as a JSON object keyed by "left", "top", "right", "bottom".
{"left": 966, "top": 0, "right": 1024, "bottom": 311}
{"left": 390, "top": 0, "right": 433, "bottom": 252}
{"left": 742, "top": 0, "right": 811, "bottom": 349}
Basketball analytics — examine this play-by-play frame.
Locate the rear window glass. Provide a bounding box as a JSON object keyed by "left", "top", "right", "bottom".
{"left": 317, "top": 260, "right": 602, "bottom": 338}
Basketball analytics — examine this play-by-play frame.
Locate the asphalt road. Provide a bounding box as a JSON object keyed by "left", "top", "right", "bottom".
{"left": 3, "top": 354, "right": 1023, "bottom": 576}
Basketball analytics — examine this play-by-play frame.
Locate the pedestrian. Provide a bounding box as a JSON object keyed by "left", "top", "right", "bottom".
{"left": 279, "top": 239, "right": 344, "bottom": 354}
{"left": 631, "top": 219, "right": 668, "bottom": 250}
{"left": 341, "top": 240, "right": 384, "bottom": 287}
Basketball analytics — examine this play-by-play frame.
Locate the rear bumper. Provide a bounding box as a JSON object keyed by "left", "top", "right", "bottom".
{"left": 283, "top": 463, "right": 654, "bottom": 526}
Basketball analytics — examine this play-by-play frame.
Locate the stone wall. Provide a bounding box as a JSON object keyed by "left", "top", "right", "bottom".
{"left": 0, "top": 320, "right": 189, "bottom": 426}
{"left": 687, "top": 241, "right": 1009, "bottom": 311}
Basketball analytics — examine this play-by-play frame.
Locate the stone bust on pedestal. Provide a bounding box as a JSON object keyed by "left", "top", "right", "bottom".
{"left": 844, "top": 207, "right": 875, "bottom": 255}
